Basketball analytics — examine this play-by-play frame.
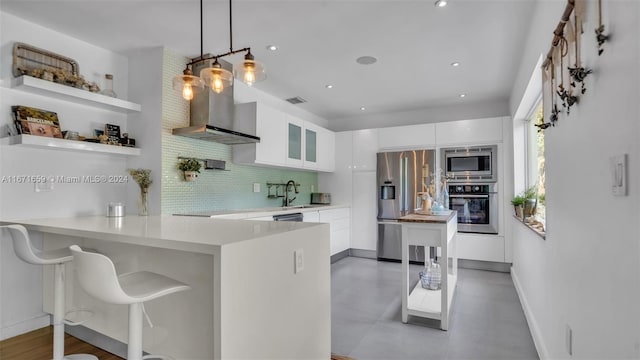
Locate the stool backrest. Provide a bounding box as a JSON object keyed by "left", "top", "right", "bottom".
{"left": 0, "top": 224, "right": 69, "bottom": 265}
{"left": 69, "top": 245, "right": 132, "bottom": 305}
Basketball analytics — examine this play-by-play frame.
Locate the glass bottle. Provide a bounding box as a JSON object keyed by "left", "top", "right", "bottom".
{"left": 100, "top": 74, "right": 117, "bottom": 98}
{"left": 429, "top": 258, "right": 442, "bottom": 290}
{"left": 443, "top": 186, "right": 450, "bottom": 210}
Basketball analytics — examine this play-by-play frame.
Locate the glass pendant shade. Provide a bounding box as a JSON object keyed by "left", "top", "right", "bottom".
{"left": 235, "top": 54, "right": 266, "bottom": 86}
{"left": 200, "top": 62, "right": 233, "bottom": 94}
{"left": 173, "top": 68, "right": 204, "bottom": 100}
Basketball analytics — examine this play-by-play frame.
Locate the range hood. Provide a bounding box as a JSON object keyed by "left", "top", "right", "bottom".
{"left": 172, "top": 58, "right": 260, "bottom": 145}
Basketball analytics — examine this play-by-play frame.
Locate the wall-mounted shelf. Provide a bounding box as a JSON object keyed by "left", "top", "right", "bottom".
{"left": 10, "top": 76, "right": 142, "bottom": 113}
{"left": 0, "top": 135, "right": 141, "bottom": 156}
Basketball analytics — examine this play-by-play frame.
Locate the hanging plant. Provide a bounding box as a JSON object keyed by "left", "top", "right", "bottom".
{"left": 595, "top": 0, "right": 609, "bottom": 55}
{"left": 567, "top": 8, "right": 592, "bottom": 95}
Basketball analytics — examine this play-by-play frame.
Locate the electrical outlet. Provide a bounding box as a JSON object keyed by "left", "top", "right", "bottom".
{"left": 566, "top": 324, "right": 573, "bottom": 356}
{"left": 253, "top": 183, "right": 260, "bottom": 193}
{"left": 294, "top": 249, "right": 304, "bottom": 274}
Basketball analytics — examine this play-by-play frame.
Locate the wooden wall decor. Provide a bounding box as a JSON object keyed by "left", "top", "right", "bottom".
{"left": 537, "top": 0, "right": 602, "bottom": 132}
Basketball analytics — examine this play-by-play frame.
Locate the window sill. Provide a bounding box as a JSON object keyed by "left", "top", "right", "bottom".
{"left": 512, "top": 215, "right": 546, "bottom": 240}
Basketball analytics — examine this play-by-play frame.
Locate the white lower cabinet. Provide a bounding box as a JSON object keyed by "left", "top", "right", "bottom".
{"left": 320, "top": 208, "right": 350, "bottom": 255}
{"left": 305, "top": 208, "right": 351, "bottom": 256}
{"left": 303, "top": 211, "right": 320, "bottom": 222}
{"left": 455, "top": 233, "right": 505, "bottom": 263}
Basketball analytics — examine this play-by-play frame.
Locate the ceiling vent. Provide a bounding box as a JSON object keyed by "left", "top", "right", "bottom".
{"left": 285, "top": 96, "right": 307, "bottom": 105}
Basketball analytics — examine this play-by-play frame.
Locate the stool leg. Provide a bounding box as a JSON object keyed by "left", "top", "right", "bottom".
{"left": 128, "top": 302, "right": 144, "bottom": 360}
{"left": 53, "top": 263, "right": 65, "bottom": 360}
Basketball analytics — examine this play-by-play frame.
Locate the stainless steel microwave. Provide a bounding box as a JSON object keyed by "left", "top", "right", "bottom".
{"left": 442, "top": 145, "right": 497, "bottom": 182}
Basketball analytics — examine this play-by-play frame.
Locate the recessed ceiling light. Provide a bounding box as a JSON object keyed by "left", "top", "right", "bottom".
{"left": 451, "top": 62, "right": 460, "bottom": 67}
{"left": 360, "top": 106, "right": 366, "bottom": 111}
{"left": 356, "top": 56, "right": 377, "bottom": 65}
{"left": 266, "top": 45, "right": 278, "bottom": 51}
{"left": 325, "top": 85, "right": 333, "bottom": 89}
{"left": 459, "top": 94, "right": 466, "bottom": 98}
{"left": 435, "top": 0, "right": 448, "bottom": 7}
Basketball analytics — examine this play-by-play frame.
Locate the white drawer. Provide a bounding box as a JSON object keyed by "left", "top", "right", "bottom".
{"left": 331, "top": 218, "right": 350, "bottom": 232}
{"left": 319, "top": 208, "right": 350, "bottom": 222}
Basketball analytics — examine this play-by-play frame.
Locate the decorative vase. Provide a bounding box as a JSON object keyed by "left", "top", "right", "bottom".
{"left": 183, "top": 171, "right": 198, "bottom": 182}
{"left": 523, "top": 199, "right": 537, "bottom": 219}
{"left": 514, "top": 205, "right": 524, "bottom": 219}
{"left": 138, "top": 188, "right": 148, "bottom": 216}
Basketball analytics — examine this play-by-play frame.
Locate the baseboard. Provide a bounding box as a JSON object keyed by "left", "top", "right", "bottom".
{"left": 0, "top": 314, "right": 50, "bottom": 341}
{"left": 348, "top": 248, "right": 376, "bottom": 259}
{"left": 331, "top": 249, "right": 350, "bottom": 263}
{"left": 511, "top": 267, "right": 547, "bottom": 360}
{"left": 65, "top": 324, "right": 129, "bottom": 358}
{"left": 458, "top": 259, "right": 511, "bottom": 273}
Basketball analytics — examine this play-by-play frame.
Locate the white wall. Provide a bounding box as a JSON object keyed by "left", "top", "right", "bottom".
{"left": 0, "top": 12, "right": 134, "bottom": 339}
{"left": 509, "top": 1, "right": 640, "bottom": 358}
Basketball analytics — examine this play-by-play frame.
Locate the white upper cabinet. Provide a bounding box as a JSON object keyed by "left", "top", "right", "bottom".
{"left": 316, "top": 126, "right": 335, "bottom": 172}
{"left": 435, "top": 117, "right": 504, "bottom": 145}
{"left": 286, "top": 115, "right": 305, "bottom": 167}
{"left": 352, "top": 129, "right": 378, "bottom": 172}
{"left": 377, "top": 123, "right": 436, "bottom": 150}
{"left": 302, "top": 121, "right": 320, "bottom": 170}
{"left": 233, "top": 102, "right": 335, "bottom": 172}
{"left": 233, "top": 102, "right": 287, "bottom": 167}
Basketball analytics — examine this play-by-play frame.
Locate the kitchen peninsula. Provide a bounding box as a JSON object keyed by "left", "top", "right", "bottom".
{"left": 1, "top": 215, "right": 331, "bottom": 359}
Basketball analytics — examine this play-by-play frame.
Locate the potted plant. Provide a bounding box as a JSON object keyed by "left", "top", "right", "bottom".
{"left": 522, "top": 185, "right": 537, "bottom": 219}
{"left": 177, "top": 158, "right": 201, "bottom": 181}
{"left": 511, "top": 194, "right": 525, "bottom": 219}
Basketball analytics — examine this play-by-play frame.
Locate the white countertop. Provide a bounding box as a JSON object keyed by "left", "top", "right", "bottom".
{"left": 0, "top": 215, "right": 325, "bottom": 254}
{"left": 174, "top": 203, "right": 350, "bottom": 219}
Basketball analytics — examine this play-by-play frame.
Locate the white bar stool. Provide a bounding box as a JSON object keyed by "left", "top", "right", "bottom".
{"left": 69, "top": 245, "right": 190, "bottom": 360}
{"left": 1, "top": 225, "right": 97, "bottom": 360}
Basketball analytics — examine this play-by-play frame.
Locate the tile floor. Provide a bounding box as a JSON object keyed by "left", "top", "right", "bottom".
{"left": 331, "top": 257, "right": 539, "bottom": 360}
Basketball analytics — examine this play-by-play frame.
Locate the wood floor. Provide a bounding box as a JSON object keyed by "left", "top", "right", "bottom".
{"left": 0, "top": 326, "right": 122, "bottom": 360}
{"left": 0, "top": 326, "right": 354, "bottom": 360}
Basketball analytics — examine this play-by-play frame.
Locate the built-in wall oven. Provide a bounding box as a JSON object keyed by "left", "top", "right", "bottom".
{"left": 448, "top": 183, "right": 498, "bottom": 234}
{"left": 442, "top": 145, "right": 499, "bottom": 234}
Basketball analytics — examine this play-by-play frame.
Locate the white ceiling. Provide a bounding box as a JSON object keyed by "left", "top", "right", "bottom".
{"left": 1, "top": 0, "right": 536, "bottom": 129}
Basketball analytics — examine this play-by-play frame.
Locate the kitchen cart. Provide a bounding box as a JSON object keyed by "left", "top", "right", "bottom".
{"left": 399, "top": 212, "right": 458, "bottom": 330}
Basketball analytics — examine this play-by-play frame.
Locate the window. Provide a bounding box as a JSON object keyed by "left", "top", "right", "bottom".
{"left": 525, "top": 100, "right": 545, "bottom": 224}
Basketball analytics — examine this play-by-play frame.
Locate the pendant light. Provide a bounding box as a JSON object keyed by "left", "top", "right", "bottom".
{"left": 173, "top": 0, "right": 266, "bottom": 100}
{"left": 173, "top": 67, "right": 205, "bottom": 101}
{"left": 200, "top": 58, "right": 233, "bottom": 94}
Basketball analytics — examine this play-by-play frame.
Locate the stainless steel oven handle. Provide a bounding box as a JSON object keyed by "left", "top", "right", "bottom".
{"left": 449, "top": 194, "right": 489, "bottom": 198}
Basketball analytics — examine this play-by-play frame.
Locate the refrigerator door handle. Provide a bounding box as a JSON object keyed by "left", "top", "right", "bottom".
{"left": 402, "top": 156, "right": 408, "bottom": 212}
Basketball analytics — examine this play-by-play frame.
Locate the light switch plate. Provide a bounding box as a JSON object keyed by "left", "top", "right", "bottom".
{"left": 610, "top": 154, "right": 627, "bottom": 196}
{"left": 253, "top": 183, "right": 260, "bottom": 193}
{"left": 311, "top": 184, "right": 315, "bottom": 192}
{"left": 294, "top": 249, "right": 304, "bottom": 274}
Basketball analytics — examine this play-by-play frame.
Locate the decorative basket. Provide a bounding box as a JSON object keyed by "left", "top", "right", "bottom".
{"left": 12, "top": 42, "right": 82, "bottom": 87}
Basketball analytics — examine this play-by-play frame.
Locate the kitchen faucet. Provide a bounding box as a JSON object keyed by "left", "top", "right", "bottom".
{"left": 283, "top": 180, "right": 299, "bottom": 207}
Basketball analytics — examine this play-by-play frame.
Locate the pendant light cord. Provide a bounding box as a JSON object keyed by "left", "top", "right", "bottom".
{"left": 200, "top": 0, "right": 204, "bottom": 58}
{"left": 229, "top": 0, "right": 233, "bottom": 52}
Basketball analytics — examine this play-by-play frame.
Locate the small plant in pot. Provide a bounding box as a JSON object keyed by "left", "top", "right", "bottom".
{"left": 177, "top": 158, "right": 201, "bottom": 181}
{"left": 511, "top": 195, "right": 525, "bottom": 219}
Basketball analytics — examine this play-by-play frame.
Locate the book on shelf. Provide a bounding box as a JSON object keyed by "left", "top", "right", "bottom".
{"left": 12, "top": 105, "right": 62, "bottom": 138}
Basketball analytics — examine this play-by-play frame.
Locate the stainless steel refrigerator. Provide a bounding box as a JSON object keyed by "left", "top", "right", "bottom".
{"left": 376, "top": 149, "right": 435, "bottom": 262}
